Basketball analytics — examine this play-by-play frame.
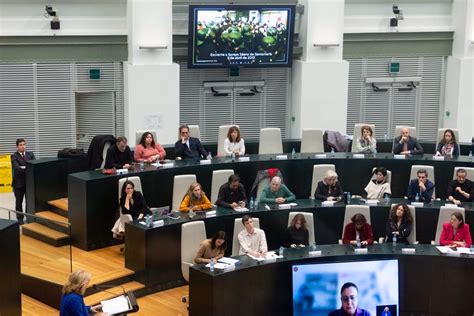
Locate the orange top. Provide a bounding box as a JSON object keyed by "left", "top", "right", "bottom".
{"left": 179, "top": 194, "right": 212, "bottom": 212}
{"left": 134, "top": 144, "right": 166, "bottom": 162}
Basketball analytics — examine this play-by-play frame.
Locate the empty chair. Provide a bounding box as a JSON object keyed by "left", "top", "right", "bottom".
{"left": 351, "top": 123, "right": 376, "bottom": 153}
{"left": 409, "top": 165, "right": 435, "bottom": 199}
{"left": 394, "top": 125, "right": 417, "bottom": 139}
{"left": 181, "top": 220, "right": 207, "bottom": 302}
{"left": 189, "top": 125, "right": 201, "bottom": 139}
{"left": 210, "top": 169, "right": 234, "bottom": 203}
{"left": 232, "top": 217, "right": 260, "bottom": 256}
{"left": 259, "top": 128, "right": 283, "bottom": 154}
{"left": 287, "top": 212, "right": 315, "bottom": 245}
{"left": 172, "top": 174, "right": 197, "bottom": 211}
{"left": 300, "top": 128, "right": 324, "bottom": 153}
{"left": 432, "top": 206, "right": 465, "bottom": 245}
{"left": 310, "top": 164, "right": 336, "bottom": 198}
{"left": 135, "top": 130, "right": 158, "bottom": 147}
{"left": 453, "top": 167, "right": 474, "bottom": 180}
{"left": 217, "top": 125, "right": 239, "bottom": 156}
{"left": 339, "top": 205, "right": 371, "bottom": 244}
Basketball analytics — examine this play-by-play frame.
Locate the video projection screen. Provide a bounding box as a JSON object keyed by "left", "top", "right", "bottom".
{"left": 292, "top": 259, "right": 399, "bottom": 316}
{"left": 188, "top": 5, "right": 296, "bottom": 68}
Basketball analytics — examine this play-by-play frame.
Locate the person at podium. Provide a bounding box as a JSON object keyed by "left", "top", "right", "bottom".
{"left": 179, "top": 182, "right": 212, "bottom": 211}
{"left": 194, "top": 231, "right": 227, "bottom": 264}
{"left": 314, "top": 170, "right": 344, "bottom": 201}
{"left": 329, "top": 282, "right": 370, "bottom": 316}
{"left": 174, "top": 124, "right": 208, "bottom": 159}
{"left": 60, "top": 270, "right": 104, "bottom": 316}
{"left": 238, "top": 215, "right": 268, "bottom": 257}
{"left": 259, "top": 176, "right": 296, "bottom": 204}
{"left": 385, "top": 204, "right": 413, "bottom": 244}
{"left": 342, "top": 213, "right": 374, "bottom": 246}
{"left": 439, "top": 211, "right": 472, "bottom": 248}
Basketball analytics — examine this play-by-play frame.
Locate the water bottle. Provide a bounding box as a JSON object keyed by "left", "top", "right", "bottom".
{"left": 392, "top": 233, "right": 397, "bottom": 246}
{"left": 415, "top": 193, "right": 420, "bottom": 202}
{"left": 146, "top": 215, "right": 152, "bottom": 228}
{"left": 330, "top": 148, "right": 335, "bottom": 158}
{"left": 356, "top": 237, "right": 361, "bottom": 249}
{"left": 254, "top": 198, "right": 259, "bottom": 210}
{"left": 279, "top": 246, "right": 284, "bottom": 257}
{"left": 291, "top": 148, "right": 296, "bottom": 159}
{"left": 207, "top": 151, "right": 212, "bottom": 160}
{"left": 347, "top": 192, "right": 351, "bottom": 203}
{"left": 384, "top": 193, "right": 389, "bottom": 204}
{"left": 311, "top": 242, "right": 317, "bottom": 251}
{"left": 210, "top": 258, "right": 215, "bottom": 272}
{"left": 373, "top": 148, "right": 377, "bottom": 156}
{"left": 469, "top": 151, "right": 473, "bottom": 162}
{"left": 139, "top": 161, "right": 145, "bottom": 171}
{"left": 231, "top": 151, "right": 235, "bottom": 161}
{"left": 249, "top": 197, "right": 254, "bottom": 210}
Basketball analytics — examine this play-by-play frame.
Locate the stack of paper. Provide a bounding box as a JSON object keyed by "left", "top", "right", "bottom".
{"left": 101, "top": 295, "right": 130, "bottom": 314}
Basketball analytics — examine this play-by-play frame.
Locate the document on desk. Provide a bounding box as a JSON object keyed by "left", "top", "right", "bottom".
{"left": 205, "top": 262, "right": 231, "bottom": 270}
{"left": 233, "top": 207, "right": 249, "bottom": 212}
{"left": 436, "top": 246, "right": 471, "bottom": 254}
{"left": 101, "top": 295, "right": 130, "bottom": 314}
{"left": 247, "top": 251, "right": 281, "bottom": 261}
{"left": 218, "top": 257, "right": 240, "bottom": 265}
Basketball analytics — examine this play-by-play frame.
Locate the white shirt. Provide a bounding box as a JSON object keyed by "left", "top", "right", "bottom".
{"left": 238, "top": 228, "right": 267, "bottom": 255}
{"left": 224, "top": 138, "right": 245, "bottom": 156}
{"left": 365, "top": 180, "right": 391, "bottom": 199}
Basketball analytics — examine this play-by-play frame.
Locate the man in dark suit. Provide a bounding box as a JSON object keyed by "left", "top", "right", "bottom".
{"left": 11, "top": 138, "right": 36, "bottom": 224}
{"left": 392, "top": 127, "right": 424, "bottom": 155}
{"left": 104, "top": 136, "right": 133, "bottom": 169}
{"left": 174, "top": 124, "right": 208, "bottom": 159}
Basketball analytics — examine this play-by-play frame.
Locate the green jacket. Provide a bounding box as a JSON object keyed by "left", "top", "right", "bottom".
{"left": 259, "top": 184, "right": 296, "bottom": 203}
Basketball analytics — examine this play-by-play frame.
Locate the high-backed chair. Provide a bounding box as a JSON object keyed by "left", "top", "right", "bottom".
{"left": 111, "top": 176, "right": 143, "bottom": 238}
{"left": 453, "top": 167, "right": 474, "bottom": 180}
{"left": 371, "top": 167, "right": 392, "bottom": 185}
{"left": 287, "top": 212, "right": 315, "bottom": 245}
{"left": 232, "top": 217, "right": 260, "bottom": 256}
{"left": 256, "top": 178, "right": 270, "bottom": 201}
{"left": 432, "top": 206, "right": 465, "bottom": 245}
{"left": 181, "top": 221, "right": 207, "bottom": 302}
{"left": 189, "top": 125, "right": 201, "bottom": 139}
{"left": 351, "top": 123, "right": 376, "bottom": 152}
{"left": 386, "top": 204, "right": 417, "bottom": 244}
{"left": 135, "top": 130, "right": 158, "bottom": 147}
{"left": 339, "top": 205, "right": 371, "bottom": 244}
{"left": 409, "top": 165, "right": 435, "bottom": 199}
{"left": 310, "top": 164, "right": 336, "bottom": 198}
{"left": 259, "top": 128, "right": 283, "bottom": 154}
{"left": 217, "top": 125, "right": 239, "bottom": 156}
{"left": 172, "top": 174, "right": 197, "bottom": 211}
{"left": 394, "top": 125, "right": 417, "bottom": 139}
{"left": 300, "top": 128, "right": 324, "bottom": 154}
{"left": 211, "top": 169, "right": 234, "bottom": 203}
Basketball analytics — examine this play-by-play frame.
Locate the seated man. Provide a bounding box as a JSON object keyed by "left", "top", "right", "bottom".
{"left": 216, "top": 174, "right": 247, "bottom": 208}
{"left": 329, "top": 282, "right": 371, "bottom": 316}
{"left": 174, "top": 124, "right": 208, "bottom": 159}
{"left": 238, "top": 215, "right": 267, "bottom": 257}
{"left": 407, "top": 169, "right": 435, "bottom": 203}
{"left": 392, "top": 127, "right": 424, "bottom": 155}
{"left": 104, "top": 136, "right": 133, "bottom": 169}
{"left": 259, "top": 176, "right": 296, "bottom": 204}
{"left": 447, "top": 168, "right": 473, "bottom": 205}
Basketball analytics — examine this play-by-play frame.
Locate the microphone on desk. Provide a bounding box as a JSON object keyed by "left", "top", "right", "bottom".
{"left": 92, "top": 283, "right": 126, "bottom": 296}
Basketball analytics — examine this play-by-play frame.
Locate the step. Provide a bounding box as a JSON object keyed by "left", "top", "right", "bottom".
{"left": 35, "top": 211, "right": 70, "bottom": 234}
{"left": 48, "top": 198, "right": 69, "bottom": 217}
{"left": 22, "top": 222, "right": 70, "bottom": 247}
{"left": 89, "top": 269, "right": 136, "bottom": 288}
{"left": 84, "top": 281, "right": 145, "bottom": 306}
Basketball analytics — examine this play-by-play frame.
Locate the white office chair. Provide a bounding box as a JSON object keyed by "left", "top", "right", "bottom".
{"left": 287, "top": 212, "right": 315, "bottom": 245}
{"left": 135, "top": 130, "right": 158, "bottom": 148}
{"left": 100, "top": 141, "right": 113, "bottom": 169}
{"left": 232, "top": 217, "right": 260, "bottom": 256}
{"left": 181, "top": 220, "right": 207, "bottom": 302}
{"left": 217, "top": 125, "right": 239, "bottom": 156}
{"left": 394, "top": 125, "right": 417, "bottom": 139}
{"left": 111, "top": 176, "right": 143, "bottom": 239}
{"left": 300, "top": 128, "right": 324, "bottom": 154}
{"left": 259, "top": 128, "right": 283, "bottom": 154}
{"left": 211, "top": 169, "right": 234, "bottom": 203}
{"left": 432, "top": 206, "right": 465, "bottom": 245}
{"left": 409, "top": 165, "right": 436, "bottom": 199}
{"left": 310, "top": 164, "right": 336, "bottom": 199}
{"left": 339, "top": 205, "right": 371, "bottom": 244}
{"left": 172, "top": 174, "right": 197, "bottom": 211}
{"left": 371, "top": 167, "right": 392, "bottom": 185}
{"left": 351, "top": 123, "right": 376, "bottom": 153}
{"left": 453, "top": 167, "right": 474, "bottom": 180}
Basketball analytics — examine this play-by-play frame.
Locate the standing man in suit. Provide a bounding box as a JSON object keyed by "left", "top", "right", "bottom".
{"left": 11, "top": 138, "right": 36, "bottom": 224}
{"left": 392, "top": 127, "right": 424, "bottom": 155}
{"left": 174, "top": 124, "right": 208, "bottom": 159}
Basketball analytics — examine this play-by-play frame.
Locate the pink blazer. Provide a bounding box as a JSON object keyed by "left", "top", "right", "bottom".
{"left": 134, "top": 144, "right": 166, "bottom": 162}
{"left": 440, "top": 223, "right": 472, "bottom": 247}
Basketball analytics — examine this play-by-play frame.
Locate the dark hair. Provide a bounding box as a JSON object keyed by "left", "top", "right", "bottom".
{"left": 456, "top": 168, "right": 466, "bottom": 176}
{"left": 372, "top": 167, "right": 387, "bottom": 177}
{"left": 451, "top": 212, "right": 465, "bottom": 228}
{"left": 120, "top": 180, "right": 135, "bottom": 198}
{"left": 116, "top": 136, "right": 127, "bottom": 143}
{"left": 210, "top": 231, "right": 227, "bottom": 252}
{"left": 139, "top": 132, "right": 155, "bottom": 148}
{"left": 351, "top": 213, "right": 367, "bottom": 225}
{"left": 360, "top": 125, "right": 373, "bottom": 136}
{"left": 16, "top": 138, "right": 25, "bottom": 146}
{"left": 290, "top": 213, "right": 307, "bottom": 230}
{"left": 179, "top": 124, "right": 189, "bottom": 133}
{"left": 389, "top": 203, "right": 413, "bottom": 224}
{"left": 416, "top": 169, "right": 428, "bottom": 177}
{"left": 227, "top": 126, "right": 241, "bottom": 142}
{"left": 440, "top": 129, "right": 457, "bottom": 145}
{"left": 228, "top": 174, "right": 240, "bottom": 183}
{"left": 242, "top": 214, "right": 252, "bottom": 225}
{"left": 340, "top": 282, "right": 358, "bottom": 295}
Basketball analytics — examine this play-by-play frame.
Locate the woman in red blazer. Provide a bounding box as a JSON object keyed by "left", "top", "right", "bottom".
{"left": 343, "top": 213, "right": 374, "bottom": 246}
{"left": 440, "top": 211, "right": 472, "bottom": 247}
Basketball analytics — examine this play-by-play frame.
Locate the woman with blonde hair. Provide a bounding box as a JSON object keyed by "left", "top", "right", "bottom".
{"left": 314, "top": 170, "right": 344, "bottom": 201}
{"left": 179, "top": 182, "right": 212, "bottom": 212}
{"left": 60, "top": 270, "right": 103, "bottom": 315}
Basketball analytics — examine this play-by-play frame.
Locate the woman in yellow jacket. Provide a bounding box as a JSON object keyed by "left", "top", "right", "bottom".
{"left": 179, "top": 182, "right": 212, "bottom": 211}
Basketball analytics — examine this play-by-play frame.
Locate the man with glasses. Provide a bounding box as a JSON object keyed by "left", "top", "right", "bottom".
{"left": 407, "top": 169, "right": 434, "bottom": 203}
{"left": 447, "top": 169, "right": 473, "bottom": 205}
{"left": 174, "top": 124, "right": 208, "bottom": 159}
{"left": 329, "top": 282, "right": 370, "bottom": 316}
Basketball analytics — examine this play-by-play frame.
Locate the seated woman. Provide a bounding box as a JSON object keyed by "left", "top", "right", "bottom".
{"left": 314, "top": 170, "right": 343, "bottom": 201}
{"left": 179, "top": 182, "right": 212, "bottom": 212}
{"left": 435, "top": 129, "right": 459, "bottom": 156}
{"left": 385, "top": 204, "right": 413, "bottom": 244}
{"left": 342, "top": 213, "right": 374, "bottom": 246}
{"left": 134, "top": 131, "right": 166, "bottom": 163}
{"left": 224, "top": 126, "right": 245, "bottom": 157}
{"left": 194, "top": 231, "right": 227, "bottom": 264}
{"left": 364, "top": 167, "right": 391, "bottom": 200}
{"left": 355, "top": 125, "right": 377, "bottom": 154}
{"left": 60, "top": 270, "right": 102, "bottom": 316}
{"left": 283, "top": 213, "right": 309, "bottom": 248}
{"left": 440, "top": 211, "right": 472, "bottom": 247}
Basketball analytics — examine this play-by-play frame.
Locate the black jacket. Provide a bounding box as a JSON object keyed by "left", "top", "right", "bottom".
{"left": 174, "top": 137, "right": 207, "bottom": 159}
{"left": 11, "top": 151, "right": 36, "bottom": 188}
{"left": 86, "top": 135, "right": 116, "bottom": 169}
{"left": 215, "top": 183, "right": 247, "bottom": 208}
{"left": 104, "top": 145, "right": 133, "bottom": 169}
{"left": 392, "top": 136, "right": 424, "bottom": 155}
